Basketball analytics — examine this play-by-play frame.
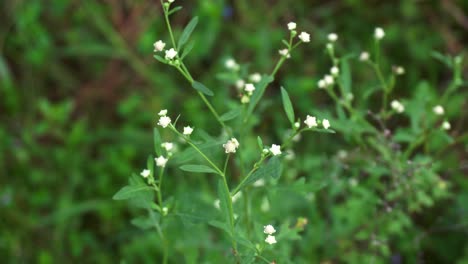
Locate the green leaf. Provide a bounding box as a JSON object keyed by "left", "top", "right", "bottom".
{"left": 131, "top": 216, "right": 154, "bottom": 230}
{"left": 180, "top": 164, "right": 218, "bottom": 174}
{"left": 257, "top": 136, "right": 263, "bottom": 151}
{"left": 217, "top": 180, "right": 233, "bottom": 229}
{"left": 280, "top": 86, "right": 295, "bottom": 124}
{"left": 208, "top": 220, "right": 230, "bottom": 234}
{"left": 153, "top": 54, "right": 167, "bottom": 64}
{"left": 168, "top": 6, "right": 182, "bottom": 16}
{"left": 154, "top": 128, "right": 162, "bottom": 156}
{"left": 113, "top": 185, "right": 153, "bottom": 200}
{"left": 340, "top": 59, "right": 352, "bottom": 94}
{"left": 181, "top": 41, "right": 195, "bottom": 59}
{"left": 245, "top": 75, "right": 274, "bottom": 121}
{"left": 235, "top": 156, "right": 282, "bottom": 193}
{"left": 147, "top": 155, "right": 154, "bottom": 179}
{"left": 220, "top": 108, "right": 241, "bottom": 121}
{"left": 192, "top": 81, "right": 214, "bottom": 96}
{"left": 178, "top": 16, "right": 198, "bottom": 50}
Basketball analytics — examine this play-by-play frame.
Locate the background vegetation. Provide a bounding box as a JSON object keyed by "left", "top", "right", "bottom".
{"left": 1, "top": 0, "right": 467, "bottom": 263}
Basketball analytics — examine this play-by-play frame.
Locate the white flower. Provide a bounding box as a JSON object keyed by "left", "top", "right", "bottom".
{"left": 318, "top": 79, "right": 326, "bottom": 88}
{"left": 225, "top": 58, "right": 239, "bottom": 70}
{"left": 433, "top": 105, "right": 444, "bottom": 115}
{"left": 161, "top": 142, "right": 174, "bottom": 151}
{"left": 265, "top": 235, "right": 277, "bottom": 245}
{"left": 165, "top": 48, "right": 177, "bottom": 60}
{"left": 140, "top": 169, "right": 150, "bottom": 178}
{"left": 269, "top": 144, "right": 282, "bottom": 156}
{"left": 360, "top": 51, "right": 370, "bottom": 61}
{"left": 294, "top": 122, "right": 300, "bottom": 129}
{"left": 183, "top": 126, "right": 193, "bottom": 135}
{"left": 249, "top": 73, "right": 262, "bottom": 83}
{"left": 324, "top": 75, "right": 334, "bottom": 86}
{"left": 153, "top": 40, "right": 166, "bottom": 52}
{"left": 442, "top": 121, "right": 451, "bottom": 130}
{"left": 223, "top": 138, "right": 240, "bottom": 153}
{"left": 263, "top": 225, "right": 276, "bottom": 235}
{"left": 328, "top": 33, "right": 338, "bottom": 42}
{"left": 374, "top": 27, "right": 385, "bottom": 40}
{"left": 168, "top": 0, "right": 174, "bottom": 2}
{"left": 394, "top": 66, "right": 405, "bottom": 75}
{"left": 331, "top": 66, "right": 339, "bottom": 76}
{"left": 304, "top": 115, "right": 318, "bottom": 128}
{"left": 244, "top": 83, "right": 256, "bottom": 95}
{"left": 253, "top": 178, "right": 265, "bottom": 187}
{"left": 287, "top": 22, "right": 296, "bottom": 30}
{"left": 298, "top": 32, "right": 310, "bottom": 42}
{"left": 322, "top": 119, "right": 331, "bottom": 129}
{"left": 155, "top": 156, "right": 168, "bottom": 167}
{"left": 157, "top": 116, "right": 171, "bottom": 128}
{"left": 391, "top": 100, "right": 404, "bottom": 113}
{"left": 158, "top": 109, "right": 168, "bottom": 116}
{"left": 235, "top": 79, "right": 245, "bottom": 90}
{"left": 279, "top": 49, "right": 290, "bottom": 58}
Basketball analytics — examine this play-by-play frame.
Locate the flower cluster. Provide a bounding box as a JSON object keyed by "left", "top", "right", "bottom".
{"left": 157, "top": 109, "right": 172, "bottom": 128}
{"left": 317, "top": 68, "right": 338, "bottom": 89}
{"left": 278, "top": 22, "right": 311, "bottom": 59}
{"left": 263, "top": 224, "right": 277, "bottom": 245}
{"left": 223, "top": 138, "right": 240, "bottom": 154}
{"left": 304, "top": 115, "right": 331, "bottom": 129}
{"left": 391, "top": 100, "right": 405, "bottom": 113}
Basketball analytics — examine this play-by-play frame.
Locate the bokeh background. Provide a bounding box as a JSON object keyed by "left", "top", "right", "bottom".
{"left": 1, "top": 0, "right": 467, "bottom": 263}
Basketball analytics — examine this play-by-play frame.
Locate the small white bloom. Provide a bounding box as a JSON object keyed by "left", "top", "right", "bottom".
{"left": 318, "top": 79, "right": 326, "bottom": 88}
{"left": 324, "top": 75, "right": 334, "bottom": 86}
{"left": 269, "top": 144, "right": 282, "bottom": 156}
{"left": 140, "top": 169, "right": 150, "bottom": 178}
{"left": 331, "top": 66, "right": 339, "bottom": 76}
{"left": 374, "top": 27, "right": 385, "bottom": 40}
{"left": 287, "top": 22, "right": 297, "bottom": 30}
{"left": 253, "top": 178, "right": 265, "bottom": 187}
{"left": 157, "top": 116, "right": 171, "bottom": 128}
{"left": 322, "top": 119, "right": 331, "bottom": 129}
{"left": 391, "top": 100, "right": 404, "bottom": 113}
{"left": 294, "top": 122, "right": 300, "bottom": 129}
{"left": 155, "top": 156, "right": 168, "bottom": 167}
{"left": 183, "top": 126, "right": 194, "bottom": 135}
{"left": 244, "top": 83, "right": 256, "bottom": 95}
{"left": 249, "top": 73, "right": 262, "bottom": 83}
{"left": 298, "top": 32, "right": 310, "bottom": 42}
{"left": 153, "top": 40, "right": 166, "bottom": 52}
{"left": 328, "top": 33, "right": 338, "bottom": 42}
{"left": 158, "top": 109, "right": 168, "bottom": 116}
{"left": 235, "top": 79, "right": 245, "bottom": 90}
{"left": 442, "top": 121, "right": 451, "bottom": 130}
{"left": 168, "top": 0, "right": 175, "bottom": 2}
{"left": 265, "top": 235, "right": 277, "bottom": 245}
{"left": 360, "top": 51, "right": 370, "bottom": 61}
{"left": 279, "top": 49, "right": 290, "bottom": 58}
{"left": 165, "top": 48, "right": 177, "bottom": 60}
{"left": 225, "top": 58, "right": 239, "bottom": 70}
{"left": 304, "top": 115, "right": 318, "bottom": 128}
{"left": 394, "top": 66, "right": 405, "bottom": 75}
{"left": 223, "top": 138, "right": 240, "bottom": 153}
{"left": 433, "top": 105, "right": 444, "bottom": 115}
{"left": 263, "top": 225, "right": 276, "bottom": 235}
{"left": 161, "top": 142, "right": 174, "bottom": 151}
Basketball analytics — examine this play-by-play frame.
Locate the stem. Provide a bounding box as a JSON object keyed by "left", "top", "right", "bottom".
{"left": 221, "top": 173, "right": 238, "bottom": 253}
{"left": 157, "top": 167, "right": 164, "bottom": 206}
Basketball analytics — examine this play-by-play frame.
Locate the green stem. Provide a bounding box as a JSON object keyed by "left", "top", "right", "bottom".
{"left": 157, "top": 167, "right": 164, "bottom": 206}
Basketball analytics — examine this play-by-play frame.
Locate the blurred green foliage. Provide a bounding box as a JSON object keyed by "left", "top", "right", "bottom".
{"left": 1, "top": 0, "right": 467, "bottom": 263}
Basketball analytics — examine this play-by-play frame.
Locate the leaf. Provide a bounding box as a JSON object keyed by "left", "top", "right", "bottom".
{"left": 113, "top": 185, "right": 153, "bottom": 200}
{"left": 153, "top": 128, "right": 162, "bottom": 156}
{"left": 235, "top": 156, "right": 282, "bottom": 193}
{"left": 217, "top": 180, "right": 233, "bottom": 230}
{"left": 178, "top": 16, "right": 198, "bottom": 50}
{"left": 131, "top": 216, "right": 154, "bottom": 230}
{"left": 168, "top": 6, "right": 182, "bottom": 16}
{"left": 257, "top": 136, "right": 263, "bottom": 151}
{"left": 181, "top": 41, "right": 195, "bottom": 59}
{"left": 192, "top": 81, "right": 214, "bottom": 96}
{"left": 147, "top": 155, "right": 154, "bottom": 179}
{"left": 245, "top": 75, "right": 274, "bottom": 121}
{"left": 179, "top": 164, "right": 218, "bottom": 174}
{"left": 208, "top": 220, "right": 230, "bottom": 234}
{"left": 153, "top": 54, "right": 167, "bottom": 64}
{"left": 340, "top": 59, "right": 352, "bottom": 94}
{"left": 220, "top": 108, "right": 241, "bottom": 121}
{"left": 280, "top": 86, "right": 295, "bottom": 124}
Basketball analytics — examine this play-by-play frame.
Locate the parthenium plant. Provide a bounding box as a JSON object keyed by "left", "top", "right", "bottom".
{"left": 114, "top": 1, "right": 465, "bottom": 263}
